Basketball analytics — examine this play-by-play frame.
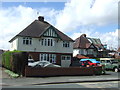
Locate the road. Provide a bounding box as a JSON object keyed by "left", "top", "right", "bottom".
{"left": 2, "top": 81, "right": 119, "bottom": 88}
{"left": 1, "top": 71, "right": 120, "bottom": 89}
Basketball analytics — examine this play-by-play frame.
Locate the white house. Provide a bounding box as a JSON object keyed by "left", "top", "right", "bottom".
{"left": 9, "top": 16, "right": 74, "bottom": 67}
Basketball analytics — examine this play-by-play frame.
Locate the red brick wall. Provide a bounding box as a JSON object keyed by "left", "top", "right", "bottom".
{"left": 25, "top": 66, "right": 102, "bottom": 77}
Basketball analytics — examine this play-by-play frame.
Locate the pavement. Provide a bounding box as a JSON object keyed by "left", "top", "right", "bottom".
{"left": 1, "top": 66, "right": 120, "bottom": 87}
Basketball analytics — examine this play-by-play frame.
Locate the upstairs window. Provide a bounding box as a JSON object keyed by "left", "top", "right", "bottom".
{"left": 23, "top": 37, "right": 32, "bottom": 45}
{"left": 63, "top": 41, "right": 70, "bottom": 47}
{"left": 41, "top": 38, "right": 54, "bottom": 46}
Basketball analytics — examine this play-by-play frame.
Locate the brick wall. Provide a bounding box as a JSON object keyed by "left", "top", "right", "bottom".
{"left": 25, "top": 66, "right": 102, "bottom": 77}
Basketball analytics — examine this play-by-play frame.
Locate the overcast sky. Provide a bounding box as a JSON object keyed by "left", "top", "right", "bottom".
{"left": 0, "top": 0, "right": 119, "bottom": 50}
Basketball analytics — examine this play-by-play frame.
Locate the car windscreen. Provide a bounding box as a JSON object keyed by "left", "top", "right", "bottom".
{"left": 111, "top": 60, "right": 118, "bottom": 63}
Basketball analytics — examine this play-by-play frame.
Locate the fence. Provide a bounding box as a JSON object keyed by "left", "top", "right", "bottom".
{"left": 25, "top": 66, "right": 102, "bottom": 77}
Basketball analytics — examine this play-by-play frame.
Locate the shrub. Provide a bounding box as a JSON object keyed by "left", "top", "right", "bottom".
{"left": 2, "top": 50, "right": 22, "bottom": 70}
{"left": 2, "top": 50, "right": 28, "bottom": 76}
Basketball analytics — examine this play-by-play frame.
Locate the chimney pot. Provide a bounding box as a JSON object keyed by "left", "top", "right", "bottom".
{"left": 38, "top": 16, "right": 44, "bottom": 22}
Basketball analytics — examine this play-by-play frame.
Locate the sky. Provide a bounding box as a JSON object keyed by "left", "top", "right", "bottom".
{"left": 0, "top": 0, "right": 119, "bottom": 50}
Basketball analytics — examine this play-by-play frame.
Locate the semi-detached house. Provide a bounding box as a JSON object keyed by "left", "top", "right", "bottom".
{"left": 9, "top": 16, "right": 74, "bottom": 67}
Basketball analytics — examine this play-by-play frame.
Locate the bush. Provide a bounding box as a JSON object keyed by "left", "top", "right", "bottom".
{"left": 2, "top": 50, "right": 22, "bottom": 70}
{"left": 2, "top": 50, "right": 28, "bottom": 76}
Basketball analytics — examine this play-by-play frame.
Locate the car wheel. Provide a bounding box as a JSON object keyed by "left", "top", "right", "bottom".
{"left": 114, "top": 68, "right": 118, "bottom": 72}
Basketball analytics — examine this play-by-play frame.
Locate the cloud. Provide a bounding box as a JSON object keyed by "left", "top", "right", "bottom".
{"left": 0, "top": 0, "right": 119, "bottom": 50}
{"left": 55, "top": 0, "right": 118, "bottom": 32}
{"left": 93, "top": 29, "right": 119, "bottom": 49}
{"left": 0, "top": 5, "right": 57, "bottom": 50}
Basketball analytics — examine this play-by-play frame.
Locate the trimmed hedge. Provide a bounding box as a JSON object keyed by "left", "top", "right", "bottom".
{"left": 2, "top": 51, "right": 28, "bottom": 76}
{"left": 2, "top": 50, "right": 21, "bottom": 70}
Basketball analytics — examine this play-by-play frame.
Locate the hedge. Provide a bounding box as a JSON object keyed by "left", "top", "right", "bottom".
{"left": 2, "top": 50, "right": 21, "bottom": 69}
{"left": 2, "top": 50, "right": 28, "bottom": 76}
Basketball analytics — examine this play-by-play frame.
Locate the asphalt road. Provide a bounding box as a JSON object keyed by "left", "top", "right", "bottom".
{"left": 2, "top": 71, "right": 120, "bottom": 89}
{"left": 2, "top": 81, "right": 119, "bottom": 88}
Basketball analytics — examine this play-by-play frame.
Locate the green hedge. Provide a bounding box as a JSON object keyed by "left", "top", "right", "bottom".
{"left": 2, "top": 51, "right": 28, "bottom": 76}
{"left": 2, "top": 50, "right": 22, "bottom": 70}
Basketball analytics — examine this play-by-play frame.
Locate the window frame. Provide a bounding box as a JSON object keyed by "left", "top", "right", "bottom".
{"left": 41, "top": 38, "right": 54, "bottom": 46}
{"left": 63, "top": 41, "right": 70, "bottom": 48}
{"left": 40, "top": 54, "right": 56, "bottom": 63}
{"left": 23, "top": 37, "right": 32, "bottom": 45}
{"left": 61, "top": 55, "right": 71, "bottom": 60}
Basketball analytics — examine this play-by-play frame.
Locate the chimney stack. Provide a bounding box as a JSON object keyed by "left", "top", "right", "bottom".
{"left": 81, "top": 34, "right": 86, "bottom": 37}
{"left": 38, "top": 16, "right": 44, "bottom": 22}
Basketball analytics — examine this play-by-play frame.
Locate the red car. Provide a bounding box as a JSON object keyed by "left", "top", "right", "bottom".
{"left": 80, "top": 59, "right": 100, "bottom": 67}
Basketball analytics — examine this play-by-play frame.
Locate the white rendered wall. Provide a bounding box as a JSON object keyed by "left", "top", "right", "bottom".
{"left": 16, "top": 36, "right": 73, "bottom": 54}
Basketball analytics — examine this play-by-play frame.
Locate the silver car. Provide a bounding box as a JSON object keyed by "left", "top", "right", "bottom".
{"left": 28, "top": 61, "right": 61, "bottom": 68}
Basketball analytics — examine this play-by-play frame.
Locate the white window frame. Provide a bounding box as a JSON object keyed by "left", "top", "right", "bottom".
{"left": 23, "top": 37, "right": 32, "bottom": 45}
{"left": 61, "top": 55, "right": 71, "bottom": 60}
{"left": 40, "top": 54, "right": 56, "bottom": 63}
{"left": 41, "top": 38, "right": 54, "bottom": 46}
{"left": 63, "top": 41, "right": 70, "bottom": 48}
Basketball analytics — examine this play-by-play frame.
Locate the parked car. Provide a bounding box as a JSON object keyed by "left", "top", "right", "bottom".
{"left": 80, "top": 59, "right": 100, "bottom": 67}
{"left": 100, "top": 59, "right": 120, "bottom": 72}
{"left": 28, "top": 61, "right": 61, "bottom": 68}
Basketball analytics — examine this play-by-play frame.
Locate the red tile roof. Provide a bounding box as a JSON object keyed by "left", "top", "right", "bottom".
{"left": 73, "top": 34, "right": 92, "bottom": 49}
{"left": 75, "top": 54, "right": 90, "bottom": 59}
{"left": 118, "top": 47, "right": 120, "bottom": 52}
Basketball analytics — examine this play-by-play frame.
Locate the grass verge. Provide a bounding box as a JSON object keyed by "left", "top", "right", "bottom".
{"left": 4, "top": 69, "right": 19, "bottom": 78}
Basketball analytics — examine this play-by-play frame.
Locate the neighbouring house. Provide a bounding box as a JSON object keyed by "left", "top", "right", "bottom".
{"left": 9, "top": 16, "right": 74, "bottom": 67}
{"left": 115, "top": 47, "right": 120, "bottom": 59}
{"left": 73, "top": 34, "right": 98, "bottom": 58}
{"left": 73, "top": 34, "right": 108, "bottom": 58}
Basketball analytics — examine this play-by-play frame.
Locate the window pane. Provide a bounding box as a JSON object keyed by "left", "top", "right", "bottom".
{"left": 48, "top": 39, "right": 50, "bottom": 46}
{"left": 30, "top": 40, "right": 32, "bottom": 45}
{"left": 23, "top": 40, "right": 25, "bottom": 44}
{"left": 45, "top": 39, "right": 47, "bottom": 46}
{"left": 51, "top": 39, "right": 53, "bottom": 46}
{"left": 41, "top": 54, "right": 43, "bottom": 61}
{"left": 41, "top": 39, "right": 44, "bottom": 45}
{"left": 26, "top": 40, "right": 29, "bottom": 45}
{"left": 67, "top": 56, "right": 70, "bottom": 60}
